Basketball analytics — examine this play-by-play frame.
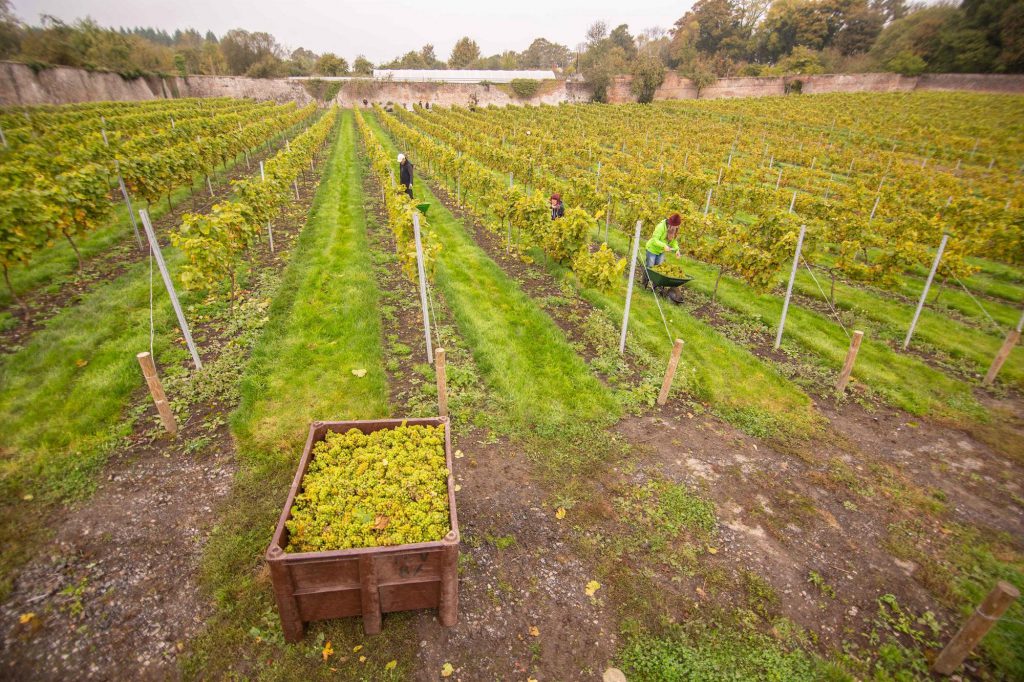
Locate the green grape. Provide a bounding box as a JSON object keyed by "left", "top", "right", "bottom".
{"left": 285, "top": 424, "right": 451, "bottom": 552}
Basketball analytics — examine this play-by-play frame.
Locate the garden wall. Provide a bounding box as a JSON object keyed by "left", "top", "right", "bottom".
{"left": 1, "top": 60, "right": 1022, "bottom": 108}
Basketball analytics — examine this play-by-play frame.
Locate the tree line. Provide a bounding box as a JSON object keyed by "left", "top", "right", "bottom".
{"left": 0, "top": 0, "right": 1018, "bottom": 101}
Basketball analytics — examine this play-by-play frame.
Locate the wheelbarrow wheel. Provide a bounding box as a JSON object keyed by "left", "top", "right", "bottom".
{"left": 667, "top": 287, "right": 686, "bottom": 304}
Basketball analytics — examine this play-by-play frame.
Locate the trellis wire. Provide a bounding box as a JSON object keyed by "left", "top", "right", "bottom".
{"left": 954, "top": 277, "right": 1003, "bottom": 333}
{"left": 801, "top": 256, "right": 851, "bottom": 340}
{"left": 636, "top": 255, "right": 674, "bottom": 343}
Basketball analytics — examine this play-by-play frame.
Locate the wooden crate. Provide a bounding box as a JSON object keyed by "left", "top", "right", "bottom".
{"left": 266, "top": 417, "right": 459, "bottom": 642}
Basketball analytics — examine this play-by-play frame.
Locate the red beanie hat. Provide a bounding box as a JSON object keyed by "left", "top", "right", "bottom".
{"left": 551, "top": 193, "right": 562, "bottom": 201}
{"left": 668, "top": 213, "right": 681, "bottom": 226}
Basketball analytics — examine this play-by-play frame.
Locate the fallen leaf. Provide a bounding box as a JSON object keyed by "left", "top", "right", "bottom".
{"left": 353, "top": 645, "right": 363, "bottom": 653}
{"left": 707, "top": 546, "right": 718, "bottom": 554}
{"left": 359, "top": 655, "right": 366, "bottom": 663}
{"left": 21, "top": 494, "right": 32, "bottom": 501}
{"left": 373, "top": 515, "right": 390, "bottom": 530}
{"left": 555, "top": 507, "right": 566, "bottom": 520}
{"left": 528, "top": 678, "right": 539, "bottom": 682}
{"left": 454, "top": 449, "right": 464, "bottom": 459}
{"left": 322, "top": 640, "right": 334, "bottom": 662}
{"left": 529, "top": 625, "right": 540, "bottom": 637}
{"left": 454, "top": 484, "right": 462, "bottom": 492}
{"left": 441, "top": 662, "right": 455, "bottom": 677}
{"left": 585, "top": 580, "right": 601, "bottom": 597}
{"left": 75, "top": 359, "right": 88, "bottom": 368}
{"left": 352, "top": 368, "right": 368, "bottom": 377}
{"left": 385, "top": 660, "right": 397, "bottom": 670}
{"left": 18, "top": 613, "right": 35, "bottom": 625}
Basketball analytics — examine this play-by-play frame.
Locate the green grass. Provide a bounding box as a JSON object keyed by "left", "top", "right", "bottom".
{"left": 562, "top": 236, "right": 818, "bottom": 438}
{"left": 0, "top": 242, "right": 192, "bottom": 503}
{"left": 618, "top": 622, "right": 845, "bottom": 682}
{"left": 365, "top": 112, "right": 619, "bottom": 433}
{"left": 377, "top": 112, "right": 819, "bottom": 440}
{"left": 788, "top": 268, "right": 1024, "bottom": 390}
{"left": 185, "top": 111, "right": 417, "bottom": 680}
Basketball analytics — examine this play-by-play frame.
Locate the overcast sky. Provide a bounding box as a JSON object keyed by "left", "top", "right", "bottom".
{"left": 11, "top": 0, "right": 689, "bottom": 63}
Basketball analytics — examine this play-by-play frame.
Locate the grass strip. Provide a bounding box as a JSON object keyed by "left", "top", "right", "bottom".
{"left": 365, "top": 111, "right": 619, "bottom": 434}
{"left": 185, "top": 111, "right": 412, "bottom": 680}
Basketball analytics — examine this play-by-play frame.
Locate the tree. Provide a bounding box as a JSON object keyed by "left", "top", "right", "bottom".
{"left": 420, "top": 44, "right": 445, "bottom": 68}
{"left": 609, "top": 24, "right": 638, "bottom": 59}
{"left": 353, "top": 54, "right": 374, "bottom": 75}
{"left": 219, "top": 29, "right": 282, "bottom": 75}
{"left": 835, "top": 1, "right": 885, "bottom": 55}
{"left": 245, "top": 53, "right": 285, "bottom": 78}
{"left": 631, "top": 53, "right": 666, "bottom": 102}
{"left": 314, "top": 52, "right": 348, "bottom": 76}
{"left": 520, "top": 37, "right": 571, "bottom": 68}
{"left": 448, "top": 36, "right": 480, "bottom": 68}
{"left": 290, "top": 46, "right": 318, "bottom": 74}
{"left": 586, "top": 21, "right": 608, "bottom": 46}
{"left": 579, "top": 40, "right": 629, "bottom": 102}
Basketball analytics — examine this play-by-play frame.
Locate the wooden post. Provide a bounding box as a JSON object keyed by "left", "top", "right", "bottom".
{"left": 657, "top": 339, "right": 685, "bottom": 405}
{"left": 435, "top": 348, "right": 448, "bottom": 417}
{"left": 904, "top": 234, "right": 948, "bottom": 350}
{"left": 438, "top": 533, "right": 459, "bottom": 627}
{"left": 932, "top": 581, "right": 1019, "bottom": 675}
{"left": 983, "top": 310, "right": 1023, "bottom": 386}
{"left": 139, "top": 209, "right": 203, "bottom": 370}
{"left": 703, "top": 188, "right": 712, "bottom": 215}
{"left": 836, "top": 331, "right": 864, "bottom": 393}
{"left": 775, "top": 225, "right": 807, "bottom": 350}
{"left": 413, "top": 213, "right": 433, "bottom": 363}
{"left": 776, "top": 167, "right": 783, "bottom": 190}
{"left": 358, "top": 555, "right": 382, "bottom": 635}
{"left": 136, "top": 352, "right": 177, "bottom": 435}
{"left": 620, "top": 221, "right": 643, "bottom": 355}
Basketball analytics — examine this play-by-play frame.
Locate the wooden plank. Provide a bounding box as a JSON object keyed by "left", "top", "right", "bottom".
{"left": 136, "top": 352, "right": 177, "bottom": 435}
{"left": 983, "top": 330, "right": 1020, "bottom": 386}
{"left": 836, "top": 330, "right": 865, "bottom": 394}
{"left": 657, "top": 339, "right": 684, "bottom": 406}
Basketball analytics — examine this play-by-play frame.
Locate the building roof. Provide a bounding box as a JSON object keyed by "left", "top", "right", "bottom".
{"left": 371, "top": 69, "right": 557, "bottom": 83}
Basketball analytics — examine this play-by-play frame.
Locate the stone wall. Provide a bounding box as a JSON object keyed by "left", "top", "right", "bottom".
{"left": 2, "top": 60, "right": 1022, "bottom": 108}
{"left": 607, "top": 71, "right": 1024, "bottom": 103}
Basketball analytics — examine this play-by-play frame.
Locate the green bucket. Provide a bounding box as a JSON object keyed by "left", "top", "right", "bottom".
{"left": 416, "top": 203, "right": 431, "bottom": 215}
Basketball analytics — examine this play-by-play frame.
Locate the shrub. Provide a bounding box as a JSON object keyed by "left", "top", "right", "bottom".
{"left": 885, "top": 51, "right": 927, "bottom": 76}
{"left": 573, "top": 243, "right": 626, "bottom": 291}
{"left": 509, "top": 78, "right": 541, "bottom": 99}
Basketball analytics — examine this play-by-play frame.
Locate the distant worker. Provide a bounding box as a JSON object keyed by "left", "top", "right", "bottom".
{"left": 398, "top": 153, "right": 413, "bottom": 199}
{"left": 645, "top": 213, "right": 682, "bottom": 269}
{"left": 550, "top": 193, "right": 564, "bottom": 220}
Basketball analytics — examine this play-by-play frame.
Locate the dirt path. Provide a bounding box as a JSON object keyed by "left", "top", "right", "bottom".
{"left": 0, "top": 145, "right": 329, "bottom": 681}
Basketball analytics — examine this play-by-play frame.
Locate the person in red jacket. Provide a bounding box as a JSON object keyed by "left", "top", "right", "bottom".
{"left": 550, "top": 193, "right": 565, "bottom": 220}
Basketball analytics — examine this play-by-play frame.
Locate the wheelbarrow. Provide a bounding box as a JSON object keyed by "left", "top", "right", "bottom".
{"left": 643, "top": 266, "right": 694, "bottom": 304}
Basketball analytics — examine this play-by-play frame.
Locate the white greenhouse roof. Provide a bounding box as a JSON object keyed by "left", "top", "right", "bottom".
{"left": 372, "top": 69, "right": 557, "bottom": 83}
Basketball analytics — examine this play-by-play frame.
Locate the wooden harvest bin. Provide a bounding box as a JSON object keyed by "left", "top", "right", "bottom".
{"left": 266, "top": 417, "right": 460, "bottom": 642}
